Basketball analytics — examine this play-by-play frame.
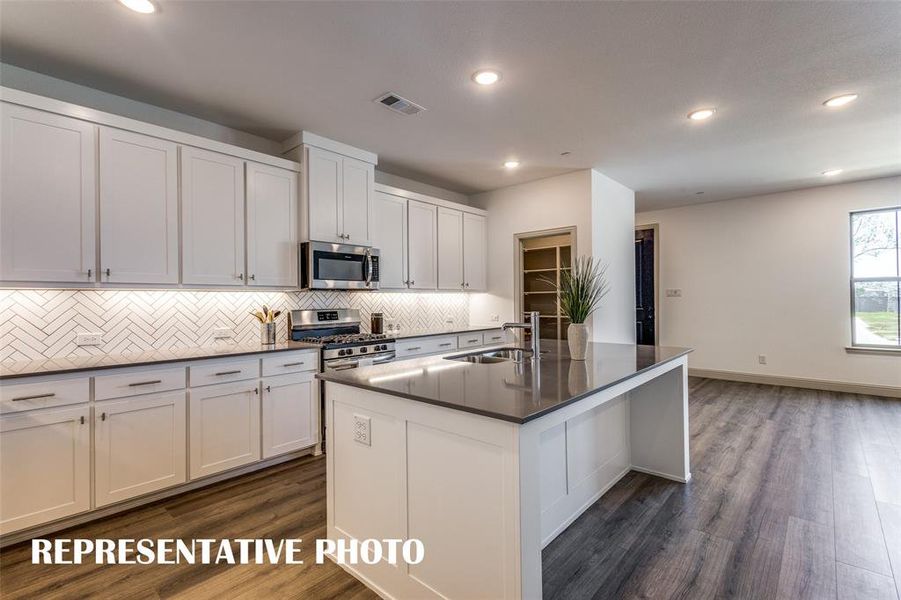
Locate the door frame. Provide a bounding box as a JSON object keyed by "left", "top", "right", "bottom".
{"left": 634, "top": 223, "right": 660, "bottom": 345}
{"left": 513, "top": 226, "right": 578, "bottom": 326}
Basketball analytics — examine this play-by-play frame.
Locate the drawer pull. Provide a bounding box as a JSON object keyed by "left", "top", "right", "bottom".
{"left": 80, "top": 416, "right": 85, "bottom": 425}
{"left": 215, "top": 370, "right": 242, "bottom": 376}
{"left": 407, "top": 346, "right": 422, "bottom": 351}
{"left": 282, "top": 362, "right": 305, "bottom": 367}
{"left": 11, "top": 393, "right": 56, "bottom": 402}
{"left": 467, "top": 339, "right": 479, "bottom": 343}
{"left": 128, "top": 379, "right": 162, "bottom": 387}
{"left": 439, "top": 343, "right": 452, "bottom": 347}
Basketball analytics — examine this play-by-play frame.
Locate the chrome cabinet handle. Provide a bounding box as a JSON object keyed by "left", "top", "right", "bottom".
{"left": 410, "top": 280, "right": 415, "bottom": 286}
{"left": 346, "top": 233, "right": 351, "bottom": 240}
{"left": 282, "top": 362, "right": 305, "bottom": 367}
{"left": 266, "top": 385, "right": 271, "bottom": 393}
{"left": 254, "top": 387, "right": 259, "bottom": 395}
{"left": 101, "top": 412, "right": 107, "bottom": 421}
{"left": 11, "top": 392, "right": 56, "bottom": 402}
{"left": 468, "top": 339, "right": 478, "bottom": 343}
{"left": 407, "top": 346, "right": 422, "bottom": 351}
{"left": 215, "top": 370, "right": 241, "bottom": 376}
{"left": 128, "top": 379, "right": 162, "bottom": 387}
{"left": 439, "top": 343, "right": 452, "bottom": 347}
{"left": 105, "top": 268, "right": 111, "bottom": 278}
{"left": 87, "top": 269, "right": 92, "bottom": 279}
{"left": 80, "top": 416, "right": 85, "bottom": 425}
{"left": 238, "top": 273, "right": 244, "bottom": 281}
{"left": 249, "top": 274, "right": 256, "bottom": 281}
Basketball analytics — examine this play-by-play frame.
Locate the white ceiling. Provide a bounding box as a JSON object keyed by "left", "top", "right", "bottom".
{"left": 1, "top": 1, "right": 899, "bottom": 210}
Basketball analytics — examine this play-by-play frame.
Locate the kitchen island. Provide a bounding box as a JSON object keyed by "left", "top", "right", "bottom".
{"left": 318, "top": 340, "right": 691, "bottom": 600}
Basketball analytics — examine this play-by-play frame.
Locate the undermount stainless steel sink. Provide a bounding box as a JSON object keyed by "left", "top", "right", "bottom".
{"left": 445, "top": 347, "right": 534, "bottom": 364}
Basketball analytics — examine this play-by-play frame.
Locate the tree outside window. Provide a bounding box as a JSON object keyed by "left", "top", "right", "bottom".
{"left": 851, "top": 207, "right": 900, "bottom": 347}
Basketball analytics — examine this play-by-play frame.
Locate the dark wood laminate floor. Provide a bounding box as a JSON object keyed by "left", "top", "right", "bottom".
{"left": 544, "top": 378, "right": 901, "bottom": 600}
{"left": 1, "top": 378, "right": 899, "bottom": 599}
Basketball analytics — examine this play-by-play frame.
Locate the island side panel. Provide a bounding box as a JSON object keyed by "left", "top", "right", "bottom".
{"left": 628, "top": 356, "right": 690, "bottom": 482}
{"left": 325, "top": 381, "right": 523, "bottom": 600}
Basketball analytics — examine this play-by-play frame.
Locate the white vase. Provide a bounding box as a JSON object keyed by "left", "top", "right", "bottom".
{"left": 567, "top": 323, "right": 589, "bottom": 360}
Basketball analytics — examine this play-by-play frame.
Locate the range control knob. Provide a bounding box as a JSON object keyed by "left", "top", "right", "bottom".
{"left": 359, "top": 347, "right": 368, "bottom": 353}
{"left": 338, "top": 349, "right": 348, "bottom": 356}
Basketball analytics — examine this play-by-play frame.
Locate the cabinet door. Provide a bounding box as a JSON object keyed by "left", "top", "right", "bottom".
{"left": 94, "top": 391, "right": 187, "bottom": 507}
{"left": 181, "top": 147, "right": 246, "bottom": 285}
{"left": 371, "top": 191, "right": 407, "bottom": 289}
{"left": 189, "top": 380, "right": 260, "bottom": 479}
{"left": 341, "top": 156, "right": 373, "bottom": 245}
{"left": 306, "top": 146, "right": 342, "bottom": 243}
{"left": 437, "top": 207, "right": 464, "bottom": 290}
{"left": 463, "top": 213, "right": 487, "bottom": 291}
{"left": 246, "top": 162, "right": 298, "bottom": 287}
{"left": 407, "top": 200, "right": 438, "bottom": 289}
{"left": 0, "top": 104, "right": 96, "bottom": 283}
{"left": 99, "top": 128, "right": 178, "bottom": 284}
{"left": 262, "top": 372, "right": 318, "bottom": 458}
{"left": 0, "top": 404, "right": 90, "bottom": 534}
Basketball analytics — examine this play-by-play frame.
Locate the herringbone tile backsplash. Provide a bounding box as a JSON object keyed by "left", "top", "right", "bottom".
{"left": 0, "top": 290, "right": 470, "bottom": 361}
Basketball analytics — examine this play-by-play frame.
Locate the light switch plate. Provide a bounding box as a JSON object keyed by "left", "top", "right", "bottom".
{"left": 212, "top": 327, "right": 233, "bottom": 339}
{"left": 76, "top": 332, "right": 103, "bottom": 346}
{"left": 353, "top": 414, "right": 371, "bottom": 446}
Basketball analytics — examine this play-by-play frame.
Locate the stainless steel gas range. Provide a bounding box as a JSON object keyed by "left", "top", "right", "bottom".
{"left": 287, "top": 308, "right": 395, "bottom": 372}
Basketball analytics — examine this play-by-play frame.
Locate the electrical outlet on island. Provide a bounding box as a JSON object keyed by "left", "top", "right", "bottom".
{"left": 76, "top": 332, "right": 103, "bottom": 346}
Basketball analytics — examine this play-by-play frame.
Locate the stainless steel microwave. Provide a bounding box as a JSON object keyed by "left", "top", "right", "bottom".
{"left": 300, "top": 241, "right": 380, "bottom": 290}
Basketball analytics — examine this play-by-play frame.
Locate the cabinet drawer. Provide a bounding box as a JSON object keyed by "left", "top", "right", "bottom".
{"left": 395, "top": 336, "right": 457, "bottom": 358}
{"left": 189, "top": 359, "right": 259, "bottom": 387}
{"left": 95, "top": 366, "right": 186, "bottom": 401}
{"left": 457, "top": 333, "right": 484, "bottom": 349}
{"left": 482, "top": 329, "right": 508, "bottom": 346}
{"left": 262, "top": 351, "right": 318, "bottom": 377}
{"left": 0, "top": 376, "right": 90, "bottom": 414}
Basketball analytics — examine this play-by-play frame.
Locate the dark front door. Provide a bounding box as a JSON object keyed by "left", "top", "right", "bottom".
{"left": 635, "top": 228, "right": 655, "bottom": 345}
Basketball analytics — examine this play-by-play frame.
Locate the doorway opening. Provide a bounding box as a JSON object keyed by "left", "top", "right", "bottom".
{"left": 635, "top": 225, "right": 658, "bottom": 345}
{"left": 515, "top": 228, "right": 575, "bottom": 340}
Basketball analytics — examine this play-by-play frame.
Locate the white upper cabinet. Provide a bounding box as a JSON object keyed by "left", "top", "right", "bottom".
{"left": 306, "top": 146, "right": 343, "bottom": 243}
{"left": 341, "top": 156, "right": 373, "bottom": 245}
{"left": 437, "top": 207, "right": 464, "bottom": 290}
{"left": 99, "top": 127, "right": 179, "bottom": 284}
{"left": 0, "top": 104, "right": 96, "bottom": 283}
{"left": 303, "top": 145, "right": 375, "bottom": 245}
{"left": 181, "top": 147, "right": 246, "bottom": 286}
{"left": 371, "top": 191, "right": 408, "bottom": 289}
{"left": 407, "top": 199, "right": 438, "bottom": 289}
{"left": 246, "top": 162, "right": 298, "bottom": 287}
{"left": 463, "top": 212, "right": 487, "bottom": 291}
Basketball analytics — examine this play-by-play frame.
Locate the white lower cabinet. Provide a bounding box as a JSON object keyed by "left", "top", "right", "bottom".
{"left": 262, "top": 371, "right": 318, "bottom": 459}
{"left": 0, "top": 404, "right": 91, "bottom": 534}
{"left": 189, "top": 380, "right": 261, "bottom": 479}
{"left": 94, "top": 390, "right": 187, "bottom": 507}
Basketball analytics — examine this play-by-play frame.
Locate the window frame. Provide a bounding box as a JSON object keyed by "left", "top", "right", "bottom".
{"left": 849, "top": 206, "right": 901, "bottom": 349}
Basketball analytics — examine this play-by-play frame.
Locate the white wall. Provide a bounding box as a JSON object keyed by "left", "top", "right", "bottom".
{"left": 375, "top": 170, "right": 471, "bottom": 206}
{"left": 637, "top": 176, "right": 901, "bottom": 389}
{"left": 469, "top": 171, "right": 593, "bottom": 326}
{"left": 592, "top": 171, "right": 636, "bottom": 343}
{"left": 0, "top": 63, "right": 282, "bottom": 155}
{"left": 469, "top": 170, "right": 635, "bottom": 346}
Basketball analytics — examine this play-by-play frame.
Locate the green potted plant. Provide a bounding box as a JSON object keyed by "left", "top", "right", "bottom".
{"left": 556, "top": 256, "right": 610, "bottom": 360}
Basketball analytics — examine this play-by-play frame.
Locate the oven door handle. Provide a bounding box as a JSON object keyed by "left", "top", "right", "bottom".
{"left": 372, "top": 353, "right": 395, "bottom": 365}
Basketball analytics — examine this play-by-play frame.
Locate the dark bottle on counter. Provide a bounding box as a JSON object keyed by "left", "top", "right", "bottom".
{"left": 371, "top": 312, "right": 384, "bottom": 334}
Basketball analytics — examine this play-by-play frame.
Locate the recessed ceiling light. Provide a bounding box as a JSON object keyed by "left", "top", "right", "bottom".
{"left": 118, "top": 0, "right": 155, "bottom": 13}
{"left": 504, "top": 160, "right": 520, "bottom": 169}
{"left": 822, "top": 169, "right": 843, "bottom": 177}
{"left": 687, "top": 108, "right": 716, "bottom": 121}
{"left": 823, "top": 94, "right": 858, "bottom": 108}
{"left": 472, "top": 70, "right": 501, "bottom": 86}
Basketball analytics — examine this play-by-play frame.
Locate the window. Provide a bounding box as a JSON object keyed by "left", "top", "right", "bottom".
{"left": 851, "top": 207, "right": 900, "bottom": 348}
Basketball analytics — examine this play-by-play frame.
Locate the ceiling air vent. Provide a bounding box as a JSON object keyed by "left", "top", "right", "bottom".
{"left": 374, "top": 92, "right": 426, "bottom": 116}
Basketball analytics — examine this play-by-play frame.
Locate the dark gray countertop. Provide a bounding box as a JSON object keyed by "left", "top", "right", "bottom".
{"left": 317, "top": 340, "right": 692, "bottom": 424}
{"left": 390, "top": 325, "right": 503, "bottom": 340}
{"left": 0, "top": 341, "right": 320, "bottom": 380}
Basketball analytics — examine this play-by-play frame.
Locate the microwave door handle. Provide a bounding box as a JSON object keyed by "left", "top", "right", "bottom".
{"left": 365, "top": 249, "right": 373, "bottom": 286}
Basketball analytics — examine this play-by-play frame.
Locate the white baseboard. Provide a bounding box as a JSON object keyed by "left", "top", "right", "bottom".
{"left": 630, "top": 465, "right": 691, "bottom": 484}
{"left": 689, "top": 368, "right": 901, "bottom": 399}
